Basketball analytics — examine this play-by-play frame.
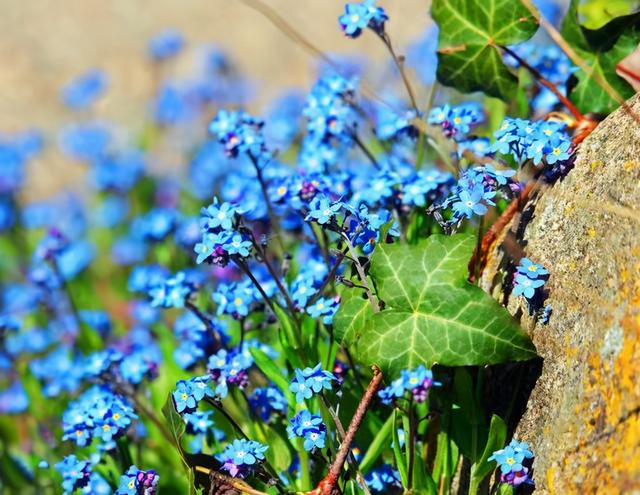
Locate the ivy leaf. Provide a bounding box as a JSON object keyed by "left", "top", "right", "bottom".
{"left": 334, "top": 235, "right": 536, "bottom": 377}
{"left": 431, "top": 0, "right": 539, "bottom": 100}
{"left": 561, "top": 0, "right": 640, "bottom": 113}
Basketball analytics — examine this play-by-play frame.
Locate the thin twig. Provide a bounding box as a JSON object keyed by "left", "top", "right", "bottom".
{"left": 379, "top": 32, "right": 419, "bottom": 112}
{"left": 520, "top": 0, "right": 640, "bottom": 125}
{"left": 185, "top": 300, "right": 222, "bottom": 349}
{"left": 237, "top": 0, "right": 396, "bottom": 111}
{"left": 340, "top": 233, "right": 380, "bottom": 313}
{"left": 233, "top": 257, "right": 276, "bottom": 314}
{"left": 498, "top": 44, "right": 585, "bottom": 122}
{"left": 195, "top": 467, "right": 271, "bottom": 495}
{"left": 308, "top": 366, "right": 384, "bottom": 495}
{"left": 248, "top": 152, "right": 286, "bottom": 254}
{"left": 320, "top": 394, "right": 372, "bottom": 495}
{"left": 351, "top": 132, "right": 382, "bottom": 169}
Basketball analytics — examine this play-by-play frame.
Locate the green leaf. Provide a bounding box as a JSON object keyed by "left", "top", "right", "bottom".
{"left": 334, "top": 234, "right": 536, "bottom": 377}
{"left": 392, "top": 410, "right": 409, "bottom": 487}
{"left": 162, "top": 396, "right": 198, "bottom": 495}
{"left": 249, "top": 347, "right": 295, "bottom": 409}
{"left": 561, "top": 0, "right": 640, "bottom": 113}
{"left": 359, "top": 413, "right": 394, "bottom": 474}
{"left": 431, "top": 0, "right": 539, "bottom": 100}
{"left": 470, "top": 415, "right": 508, "bottom": 494}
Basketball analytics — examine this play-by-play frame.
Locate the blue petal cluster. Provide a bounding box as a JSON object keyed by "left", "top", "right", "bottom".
{"left": 488, "top": 439, "right": 534, "bottom": 487}
{"left": 378, "top": 365, "right": 440, "bottom": 405}
{"left": 287, "top": 410, "right": 327, "bottom": 451}
{"left": 216, "top": 438, "right": 269, "bottom": 478}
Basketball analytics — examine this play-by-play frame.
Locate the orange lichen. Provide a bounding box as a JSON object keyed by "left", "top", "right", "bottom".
{"left": 548, "top": 308, "right": 640, "bottom": 493}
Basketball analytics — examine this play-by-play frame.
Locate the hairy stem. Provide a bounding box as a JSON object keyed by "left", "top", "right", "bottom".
{"left": 341, "top": 233, "right": 380, "bottom": 313}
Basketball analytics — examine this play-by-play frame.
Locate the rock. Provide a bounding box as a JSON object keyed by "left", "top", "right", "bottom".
{"left": 480, "top": 94, "right": 640, "bottom": 493}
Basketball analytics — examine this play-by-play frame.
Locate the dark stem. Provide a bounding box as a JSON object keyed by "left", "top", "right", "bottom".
{"left": 232, "top": 257, "right": 276, "bottom": 314}
{"left": 250, "top": 235, "right": 299, "bottom": 322}
{"left": 248, "top": 152, "right": 286, "bottom": 253}
{"left": 185, "top": 300, "right": 222, "bottom": 349}
{"left": 351, "top": 131, "right": 381, "bottom": 170}
{"left": 379, "top": 32, "right": 419, "bottom": 112}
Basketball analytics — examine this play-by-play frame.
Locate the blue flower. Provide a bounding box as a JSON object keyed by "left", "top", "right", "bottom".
{"left": 546, "top": 139, "right": 571, "bottom": 164}
{"left": 224, "top": 233, "right": 253, "bottom": 258}
{"left": 339, "top": 3, "right": 369, "bottom": 37}
{"left": 365, "top": 464, "right": 402, "bottom": 494}
{"left": 512, "top": 273, "right": 545, "bottom": 299}
{"left": 148, "top": 28, "right": 184, "bottom": 61}
{"left": 306, "top": 195, "right": 342, "bottom": 225}
{"left": 306, "top": 296, "right": 340, "bottom": 324}
{"left": 452, "top": 184, "right": 488, "bottom": 219}
{"left": 116, "top": 465, "right": 159, "bottom": 495}
{"left": 172, "top": 380, "right": 198, "bottom": 413}
{"left": 216, "top": 439, "right": 269, "bottom": 477}
{"left": 201, "top": 197, "right": 239, "bottom": 231}
{"left": 287, "top": 410, "right": 327, "bottom": 452}
{"left": 61, "top": 69, "right": 108, "bottom": 110}
{"left": 289, "top": 363, "right": 335, "bottom": 403}
{"left": 516, "top": 258, "right": 549, "bottom": 279}
{"left": 55, "top": 455, "right": 91, "bottom": 495}
{"left": 488, "top": 439, "right": 533, "bottom": 475}
{"left": 147, "top": 271, "right": 195, "bottom": 309}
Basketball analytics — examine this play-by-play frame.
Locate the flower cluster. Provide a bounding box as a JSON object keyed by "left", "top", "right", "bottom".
{"left": 147, "top": 271, "right": 196, "bottom": 308}
{"left": 488, "top": 439, "right": 534, "bottom": 487}
{"left": 439, "top": 165, "right": 518, "bottom": 223}
{"left": 172, "top": 376, "right": 216, "bottom": 413}
{"left": 195, "top": 197, "right": 253, "bottom": 266}
{"left": 513, "top": 257, "right": 549, "bottom": 301}
{"left": 207, "top": 344, "right": 259, "bottom": 397}
{"left": 209, "top": 110, "right": 268, "bottom": 161}
{"left": 116, "top": 465, "right": 160, "bottom": 495}
{"left": 289, "top": 363, "right": 336, "bottom": 403}
{"left": 249, "top": 386, "right": 288, "bottom": 421}
{"left": 339, "top": 0, "right": 388, "bottom": 38}
{"left": 216, "top": 438, "right": 269, "bottom": 478}
{"left": 504, "top": 44, "right": 575, "bottom": 112}
{"left": 379, "top": 365, "right": 440, "bottom": 405}
{"left": 183, "top": 410, "right": 226, "bottom": 453}
{"left": 428, "top": 102, "right": 485, "bottom": 141}
{"left": 365, "top": 464, "right": 403, "bottom": 494}
{"left": 491, "top": 117, "right": 572, "bottom": 166}
{"left": 62, "top": 385, "right": 137, "bottom": 449}
{"left": 287, "top": 410, "right": 328, "bottom": 452}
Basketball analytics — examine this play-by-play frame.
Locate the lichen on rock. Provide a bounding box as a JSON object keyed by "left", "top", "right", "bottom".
{"left": 480, "top": 93, "right": 640, "bottom": 493}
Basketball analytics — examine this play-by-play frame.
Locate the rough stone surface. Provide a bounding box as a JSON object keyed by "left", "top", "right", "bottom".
{"left": 480, "top": 94, "right": 640, "bottom": 494}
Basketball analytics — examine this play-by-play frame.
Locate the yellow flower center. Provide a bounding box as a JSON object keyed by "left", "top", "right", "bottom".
{"left": 234, "top": 297, "right": 243, "bottom": 306}
{"left": 552, "top": 147, "right": 561, "bottom": 155}
{"left": 506, "top": 457, "right": 515, "bottom": 465}
{"left": 113, "top": 413, "right": 120, "bottom": 420}
{"left": 181, "top": 393, "right": 188, "bottom": 400}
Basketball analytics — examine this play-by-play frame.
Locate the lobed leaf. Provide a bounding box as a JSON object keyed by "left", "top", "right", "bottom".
{"left": 431, "top": 0, "right": 539, "bottom": 100}
{"left": 561, "top": 0, "right": 640, "bottom": 113}
{"left": 334, "top": 234, "right": 536, "bottom": 377}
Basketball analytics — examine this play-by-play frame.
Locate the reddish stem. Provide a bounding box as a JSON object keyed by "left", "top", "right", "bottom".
{"left": 308, "top": 366, "right": 384, "bottom": 495}
{"left": 616, "top": 63, "right": 640, "bottom": 83}
{"left": 499, "top": 45, "right": 585, "bottom": 123}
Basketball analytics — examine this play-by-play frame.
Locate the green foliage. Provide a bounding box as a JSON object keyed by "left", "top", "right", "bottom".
{"left": 431, "top": 0, "right": 539, "bottom": 100}
{"left": 334, "top": 234, "right": 536, "bottom": 377}
{"left": 561, "top": 0, "right": 640, "bottom": 113}
{"left": 579, "top": 0, "right": 640, "bottom": 29}
{"left": 470, "top": 415, "right": 508, "bottom": 494}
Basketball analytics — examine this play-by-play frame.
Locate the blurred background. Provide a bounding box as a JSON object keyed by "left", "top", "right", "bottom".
{"left": 0, "top": 0, "right": 431, "bottom": 201}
